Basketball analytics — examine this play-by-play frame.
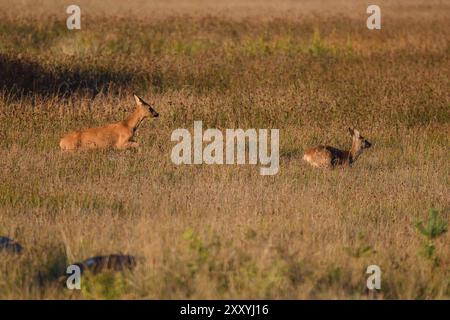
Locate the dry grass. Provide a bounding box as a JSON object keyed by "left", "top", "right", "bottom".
{"left": 0, "top": 0, "right": 449, "bottom": 299}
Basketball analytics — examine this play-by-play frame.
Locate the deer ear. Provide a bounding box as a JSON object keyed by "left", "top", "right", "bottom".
{"left": 348, "top": 127, "right": 354, "bottom": 136}
{"left": 133, "top": 94, "right": 143, "bottom": 105}
{"left": 353, "top": 129, "right": 360, "bottom": 137}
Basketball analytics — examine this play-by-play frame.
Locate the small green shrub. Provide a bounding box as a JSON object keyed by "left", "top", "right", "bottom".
{"left": 415, "top": 208, "right": 448, "bottom": 266}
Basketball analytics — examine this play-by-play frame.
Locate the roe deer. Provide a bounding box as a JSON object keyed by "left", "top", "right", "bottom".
{"left": 303, "top": 128, "right": 372, "bottom": 168}
{"left": 59, "top": 94, "right": 159, "bottom": 151}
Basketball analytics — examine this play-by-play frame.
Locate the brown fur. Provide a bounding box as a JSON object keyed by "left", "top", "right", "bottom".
{"left": 303, "top": 128, "right": 372, "bottom": 168}
{"left": 59, "top": 94, "right": 159, "bottom": 151}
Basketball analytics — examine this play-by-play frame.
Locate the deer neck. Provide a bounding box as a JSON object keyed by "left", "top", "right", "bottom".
{"left": 125, "top": 107, "right": 147, "bottom": 131}
{"left": 348, "top": 141, "right": 363, "bottom": 164}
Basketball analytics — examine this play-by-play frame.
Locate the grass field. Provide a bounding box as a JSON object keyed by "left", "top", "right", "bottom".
{"left": 0, "top": 0, "right": 449, "bottom": 299}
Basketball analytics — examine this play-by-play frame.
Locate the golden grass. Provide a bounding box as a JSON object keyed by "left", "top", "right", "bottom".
{"left": 0, "top": 0, "right": 449, "bottom": 299}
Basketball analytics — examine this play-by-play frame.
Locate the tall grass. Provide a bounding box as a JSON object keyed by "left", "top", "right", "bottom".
{"left": 0, "top": 0, "right": 449, "bottom": 299}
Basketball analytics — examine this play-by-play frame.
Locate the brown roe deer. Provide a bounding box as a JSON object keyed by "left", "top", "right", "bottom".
{"left": 59, "top": 94, "right": 159, "bottom": 151}
{"left": 303, "top": 128, "right": 372, "bottom": 168}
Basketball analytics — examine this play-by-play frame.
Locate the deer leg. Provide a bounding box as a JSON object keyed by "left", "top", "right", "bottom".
{"left": 126, "top": 141, "right": 139, "bottom": 148}
{"left": 117, "top": 141, "right": 140, "bottom": 149}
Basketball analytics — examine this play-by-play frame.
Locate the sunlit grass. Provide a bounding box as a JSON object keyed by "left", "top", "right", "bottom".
{"left": 0, "top": 0, "right": 449, "bottom": 299}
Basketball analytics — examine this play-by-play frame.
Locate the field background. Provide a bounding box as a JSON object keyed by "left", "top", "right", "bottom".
{"left": 0, "top": 0, "right": 449, "bottom": 299}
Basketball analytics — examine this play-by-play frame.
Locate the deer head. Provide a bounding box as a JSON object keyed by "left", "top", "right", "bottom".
{"left": 134, "top": 94, "right": 159, "bottom": 118}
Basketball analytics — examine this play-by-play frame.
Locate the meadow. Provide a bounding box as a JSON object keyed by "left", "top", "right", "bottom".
{"left": 0, "top": 0, "right": 449, "bottom": 299}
